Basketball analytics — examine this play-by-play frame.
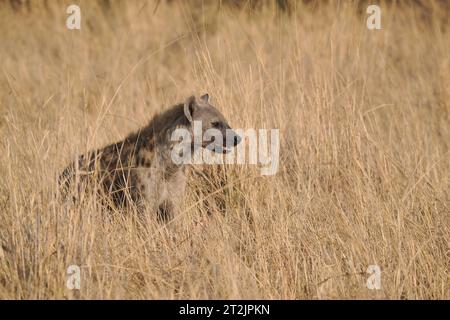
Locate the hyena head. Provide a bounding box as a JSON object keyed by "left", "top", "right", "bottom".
{"left": 183, "top": 94, "right": 241, "bottom": 153}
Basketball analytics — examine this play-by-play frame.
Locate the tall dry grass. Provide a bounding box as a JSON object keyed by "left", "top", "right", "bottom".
{"left": 0, "top": 0, "right": 448, "bottom": 299}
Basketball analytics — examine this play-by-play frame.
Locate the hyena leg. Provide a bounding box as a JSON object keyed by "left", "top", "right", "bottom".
{"left": 156, "top": 199, "right": 174, "bottom": 222}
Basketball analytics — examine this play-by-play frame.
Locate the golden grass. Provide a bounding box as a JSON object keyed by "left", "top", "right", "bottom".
{"left": 0, "top": 0, "right": 448, "bottom": 299}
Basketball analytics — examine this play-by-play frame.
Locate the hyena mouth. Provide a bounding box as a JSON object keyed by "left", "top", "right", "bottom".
{"left": 205, "top": 143, "right": 231, "bottom": 154}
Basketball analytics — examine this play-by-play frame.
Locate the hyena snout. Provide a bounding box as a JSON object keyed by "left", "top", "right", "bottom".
{"left": 222, "top": 129, "right": 242, "bottom": 153}
{"left": 203, "top": 128, "right": 241, "bottom": 154}
{"left": 227, "top": 130, "right": 241, "bottom": 147}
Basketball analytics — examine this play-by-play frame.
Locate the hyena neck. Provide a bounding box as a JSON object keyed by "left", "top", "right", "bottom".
{"left": 140, "top": 104, "right": 191, "bottom": 172}
{"left": 141, "top": 104, "right": 189, "bottom": 144}
{"left": 155, "top": 123, "right": 190, "bottom": 173}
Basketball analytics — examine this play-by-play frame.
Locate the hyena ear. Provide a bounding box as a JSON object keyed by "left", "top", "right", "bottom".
{"left": 184, "top": 96, "right": 196, "bottom": 122}
{"left": 200, "top": 93, "right": 209, "bottom": 103}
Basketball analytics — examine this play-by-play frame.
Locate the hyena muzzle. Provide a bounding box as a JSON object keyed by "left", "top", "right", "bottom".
{"left": 59, "top": 94, "right": 241, "bottom": 221}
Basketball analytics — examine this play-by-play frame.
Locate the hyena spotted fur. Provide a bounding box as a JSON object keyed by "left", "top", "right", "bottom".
{"left": 59, "top": 94, "right": 241, "bottom": 221}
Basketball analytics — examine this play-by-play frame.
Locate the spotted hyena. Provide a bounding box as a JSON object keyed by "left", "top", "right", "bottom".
{"left": 59, "top": 94, "right": 241, "bottom": 221}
